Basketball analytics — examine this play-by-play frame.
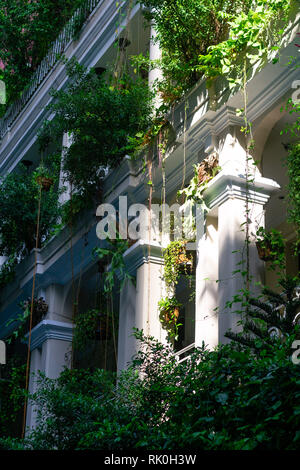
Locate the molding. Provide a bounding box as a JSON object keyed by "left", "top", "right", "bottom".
{"left": 204, "top": 170, "right": 280, "bottom": 210}
{"left": 122, "top": 239, "right": 164, "bottom": 276}
{"left": 24, "top": 320, "right": 73, "bottom": 351}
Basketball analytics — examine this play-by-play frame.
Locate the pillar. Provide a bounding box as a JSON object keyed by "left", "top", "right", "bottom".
{"left": 117, "top": 240, "right": 167, "bottom": 371}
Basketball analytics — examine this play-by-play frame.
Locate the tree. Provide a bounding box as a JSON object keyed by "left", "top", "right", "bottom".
{"left": 0, "top": 0, "right": 86, "bottom": 111}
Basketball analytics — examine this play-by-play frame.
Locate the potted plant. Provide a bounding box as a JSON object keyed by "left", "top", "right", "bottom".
{"left": 158, "top": 296, "right": 183, "bottom": 340}
{"left": 73, "top": 309, "right": 111, "bottom": 351}
{"left": 19, "top": 297, "right": 48, "bottom": 331}
{"left": 158, "top": 296, "right": 182, "bottom": 327}
{"left": 163, "top": 240, "right": 194, "bottom": 291}
{"left": 197, "top": 152, "right": 220, "bottom": 185}
{"left": 34, "top": 164, "right": 54, "bottom": 192}
{"left": 255, "top": 227, "right": 285, "bottom": 262}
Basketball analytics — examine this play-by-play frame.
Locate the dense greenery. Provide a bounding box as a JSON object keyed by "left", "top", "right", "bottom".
{"left": 0, "top": 339, "right": 27, "bottom": 439}
{"left": 286, "top": 148, "right": 300, "bottom": 243}
{"left": 0, "top": 0, "right": 86, "bottom": 111}
{"left": 142, "top": 0, "right": 253, "bottom": 103}
{"left": 142, "top": 0, "right": 293, "bottom": 105}
{"left": 226, "top": 276, "right": 300, "bottom": 350}
{"left": 0, "top": 164, "right": 61, "bottom": 260}
{"left": 1, "top": 330, "right": 300, "bottom": 450}
{"left": 38, "top": 59, "right": 154, "bottom": 201}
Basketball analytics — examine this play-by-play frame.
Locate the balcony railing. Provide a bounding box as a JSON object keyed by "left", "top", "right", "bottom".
{"left": 174, "top": 342, "right": 196, "bottom": 364}
{"left": 0, "top": 0, "right": 103, "bottom": 141}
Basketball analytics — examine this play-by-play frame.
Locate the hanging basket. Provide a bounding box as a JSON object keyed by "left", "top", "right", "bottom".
{"left": 256, "top": 240, "right": 276, "bottom": 262}
{"left": 175, "top": 248, "right": 195, "bottom": 275}
{"left": 163, "top": 307, "right": 180, "bottom": 326}
{"left": 36, "top": 176, "right": 54, "bottom": 192}
{"left": 197, "top": 153, "right": 219, "bottom": 185}
{"left": 23, "top": 297, "right": 48, "bottom": 331}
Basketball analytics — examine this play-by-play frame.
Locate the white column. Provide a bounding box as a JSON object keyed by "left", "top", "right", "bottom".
{"left": 117, "top": 240, "right": 167, "bottom": 371}
{"left": 58, "top": 132, "right": 72, "bottom": 205}
{"left": 148, "top": 22, "right": 162, "bottom": 109}
{"left": 117, "top": 279, "right": 136, "bottom": 372}
{"left": 25, "top": 283, "right": 73, "bottom": 431}
{"left": 195, "top": 214, "right": 219, "bottom": 349}
{"left": 202, "top": 129, "right": 280, "bottom": 344}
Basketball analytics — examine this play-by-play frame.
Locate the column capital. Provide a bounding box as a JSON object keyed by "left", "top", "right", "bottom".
{"left": 122, "top": 239, "right": 164, "bottom": 276}
{"left": 204, "top": 169, "right": 280, "bottom": 210}
{"left": 24, "top": 320, "right": 73, "bottom": 351}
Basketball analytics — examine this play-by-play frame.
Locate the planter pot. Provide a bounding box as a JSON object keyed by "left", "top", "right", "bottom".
{"left": 197, "top": 153, "right": 219, "bottom": 185}
{"left": 23, "top": 297, "right": 48, "bottom": 331}
{"left": 175, "top": 250, "right": 195, "bottom": 275}
{"left": 256, "top": 241, "right": 276, "bottom": 262}
{"left": 36, "top": 176, "right": 54, "bottom": 191}
{"left": 163, "top": 307, "right": 180, "bottom": 325}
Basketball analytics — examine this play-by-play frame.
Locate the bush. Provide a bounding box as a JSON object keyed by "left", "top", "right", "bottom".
{"left": 0, "top": 165, "right": 61, "bottom": 259}
{"left": 3, "top": 330, "right": 300, "bottom": 450}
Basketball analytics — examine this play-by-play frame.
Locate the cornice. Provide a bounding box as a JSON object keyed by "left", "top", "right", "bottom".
{"left": 204, "top": 170, "right": 281, "bottom": 210}
{"left": 24, "top": 320, "right": 73, "bottom": 350}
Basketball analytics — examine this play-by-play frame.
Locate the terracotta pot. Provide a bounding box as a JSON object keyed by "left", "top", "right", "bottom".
{"left": 164, "top": 307, "right": 180, "bottom": 325}
{"left": 175, "top": 250, "right": 194, "bottom": 275}
{"left": 197, "top": 153, "right": 219, "bottom": 185}
{"left": 36, "top": 176, "right": 54, "bottom": 191}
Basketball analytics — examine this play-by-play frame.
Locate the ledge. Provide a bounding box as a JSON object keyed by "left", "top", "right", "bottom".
{"left": 24, "top": 320, "right": 73, "bottom": 351}
{"left": 204, "top": 169, "right": 280, "bottom": 210}
{"left": 122, "top": 239, "right": 165, "bottom": 276}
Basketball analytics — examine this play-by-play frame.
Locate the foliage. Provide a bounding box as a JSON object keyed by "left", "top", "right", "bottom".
{"left": 73, "top": 309, "right": 113, "bottom": 351}
{"left": 0, "top": 368, "right": 116, "bottom": 450}
{"left": 197, "top": 0, "right": 293, "bottom": 90}
{"left": 0, "top": 164, "right": 61, "bottom": 259}
{"left": 2, "top": 331, "right": 300, "bottom": 450}
{"left": 158, "top": 296, "right": 182, "bottom": 339}
{"left": 225, "top": 275, "right": 300, "bottom": 350}
{"left": 142, "top": 0, "right": 253, "bottom": 103}
{"left": 5, "top": 297, "right": 48, "bottom": 345}
{"left": 285, "top": 142, "right": 300, "bottom": 246}
{"left": 0, "top": 340, "right": 27, "bottom": 439}
{"left": 255, "top": 226, "right": 286, "bottom": 270}
{"left": 0, "top": 255, "right": 17, "bottom": 290}
{"left": 38, "top": 59, "right": 154, "bottom": 200}
{"left": 162, "top": 240, "right": 194, "bottom": 291}
{"left": 93, "top": 236, "right": 134, "bottom": 294}
{"left": 0, "top": 0, "right": 87, "bottom": 112}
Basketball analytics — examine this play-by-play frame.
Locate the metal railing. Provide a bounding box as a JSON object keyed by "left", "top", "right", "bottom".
{"left": 0, "top": 0, "right": 103, "bottom": 140}
{"left": 174, "top": 342, "right": 196, "bottom": 363}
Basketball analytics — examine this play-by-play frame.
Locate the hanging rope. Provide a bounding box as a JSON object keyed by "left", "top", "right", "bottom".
{"left": 21, "top": 183, "right": 42, "bottom": 439}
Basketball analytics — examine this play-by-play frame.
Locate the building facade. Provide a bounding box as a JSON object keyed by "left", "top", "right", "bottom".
{"left": 0, "top": 0, "right": 299, "bottom": 430}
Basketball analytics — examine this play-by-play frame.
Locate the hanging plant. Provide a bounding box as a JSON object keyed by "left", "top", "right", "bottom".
{"left": 158, "top": 296, "right": 183, "bottom": 340}
{"left": 197, "top": 152, "right": 220, "bottom": 185}
{"left": 73, "top": 309, "right": 112, "bottom": 351}
{"left": 33, "top": 165, "right": 54, "bottom": 192}
{"left": 20, "top": 297, "right": 49, "bottom": 331}
{"left": 255, "top": 227, "right": 285, "bottom": 266}
{"left": 163, "top": 240, "right": 194, "bottom": 292}
{"left": 0, "top": 164, "right": 61, "bottom": 260}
